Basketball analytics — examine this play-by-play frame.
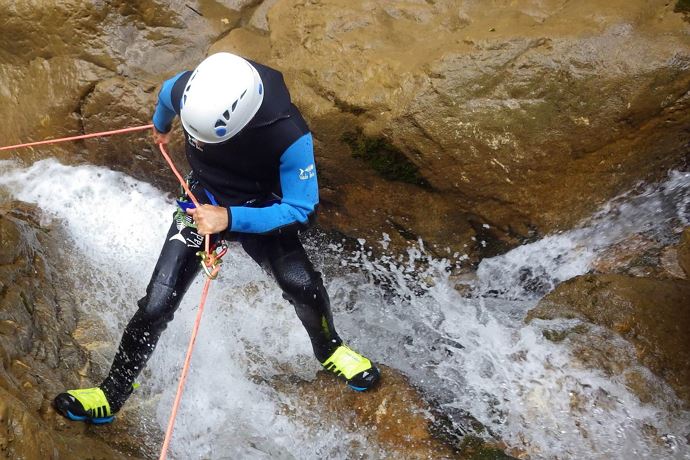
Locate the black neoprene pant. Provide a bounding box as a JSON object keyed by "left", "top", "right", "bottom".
{"left": 100, "top": 212, "right": 342, "bottom": 411}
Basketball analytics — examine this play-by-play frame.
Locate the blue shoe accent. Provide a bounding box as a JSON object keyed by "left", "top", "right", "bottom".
{"left": 66, "top": 410, "right": 86, "bottom": 421}
{"left": 91, "top": 416, "right": 115, "bottom": 425}
{"left": 347, "top": 384, "right": 368, "bottom": 392}
{"left": 66, "top": 410, "right": 114, "bottom": 424}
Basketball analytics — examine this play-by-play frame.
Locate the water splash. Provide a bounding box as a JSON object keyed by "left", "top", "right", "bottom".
{"left": 1, "top": 159, "right": 689, "bottom": 459}
{"left": 317, "top": 170, "right": 690, "bottom": 458}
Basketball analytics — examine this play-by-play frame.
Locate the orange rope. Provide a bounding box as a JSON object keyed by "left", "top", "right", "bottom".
{"left": 157, "top": 143, "right": 200, "bottom": 207}
{"left": 0, "top": 124, "right": 153, "bottom": 151}
{"left": 158, "top": 276, "right": 213, "bottom": 460}
{"left": 156, "top": 143, "right": 220, "bottom": 459}
{"left": 156, "top": 143, "right": 209, "bottom": 255}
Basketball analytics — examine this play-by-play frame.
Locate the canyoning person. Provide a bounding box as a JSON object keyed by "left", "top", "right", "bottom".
{"left": 53, "top": 52, "right": 380, "bottom": 424}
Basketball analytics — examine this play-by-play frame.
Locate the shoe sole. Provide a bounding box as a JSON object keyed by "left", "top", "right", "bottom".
{"left": 65, "top": 410, "right": 114, "bottom": 425}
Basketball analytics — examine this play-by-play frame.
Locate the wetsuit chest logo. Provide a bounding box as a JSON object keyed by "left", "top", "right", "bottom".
{"left": 299, "top": 164, "right": 315, "bottom": 180}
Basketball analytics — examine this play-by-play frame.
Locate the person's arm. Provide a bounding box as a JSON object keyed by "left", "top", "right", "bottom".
{"left": 152, "top": 71, "right": 187, "bottom": 134}
{"left": 229, "top": 133, "right": 318, "bottom": 234}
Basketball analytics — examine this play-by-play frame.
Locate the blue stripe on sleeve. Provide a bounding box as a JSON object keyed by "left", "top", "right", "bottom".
{"left": 152, "top": 71, "right": 186, "bottom": 132}
{"left": 229, "top": 133, "right": 318, "bottom": 233}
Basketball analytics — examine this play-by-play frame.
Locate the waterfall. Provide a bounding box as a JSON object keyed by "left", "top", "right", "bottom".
{"left": 1, "top": 159, "right": 688, "bottom": 459}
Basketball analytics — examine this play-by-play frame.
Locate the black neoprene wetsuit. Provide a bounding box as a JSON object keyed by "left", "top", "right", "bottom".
{"left": 100, "top": 61, "right": 342, "bottom": 411}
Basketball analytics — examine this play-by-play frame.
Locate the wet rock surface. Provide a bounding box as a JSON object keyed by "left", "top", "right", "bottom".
{"left": 238, "top": 0, "right": 690, "bottom": 258}
{"left": 679, "top": 227, "right": 690, "bottom": 277}
{"left": 0, "top": 0, "right": 240, "bottom": 189}
{"left": 0, "top": 1, "right": 689, "bottom": 458}
{"left": 0, "top": 1, "right": 688, "bottom": 260}
{"left": 274, "top": 365, "right": 515, "bottom": 459}
{"left": 529, "top": 229, "right": 690, "bottom": 406}
{"left": 0, "top": 202, "right": 143, "bottom": 459}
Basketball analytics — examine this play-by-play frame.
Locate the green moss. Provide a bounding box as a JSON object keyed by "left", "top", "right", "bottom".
{"left": 341, "top": 129, "right": 430, "bottom": 188}
{"left": 673, "top": 0, "right": 690, "bottom": 22}
{"left": 458, "top": 435, "right": 515, "bottom": 460}
{"left": 676, "top": 0, "right": 690, "bottom": 16}
{"left": 542, "top": 323, "right": 589, "bottom": 342}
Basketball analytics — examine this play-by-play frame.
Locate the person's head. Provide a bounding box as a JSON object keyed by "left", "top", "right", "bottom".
{"left": 180, "top": 52, "right": 264, "bottom": 144}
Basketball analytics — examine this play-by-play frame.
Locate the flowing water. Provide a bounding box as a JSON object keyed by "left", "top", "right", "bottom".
{"left": 1, "top": 158, "right": 689, "bottom": 459}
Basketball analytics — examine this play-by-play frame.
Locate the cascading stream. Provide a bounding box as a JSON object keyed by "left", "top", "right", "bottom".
{"left": 0, "top": 158, "right": 688, "bottom": 459}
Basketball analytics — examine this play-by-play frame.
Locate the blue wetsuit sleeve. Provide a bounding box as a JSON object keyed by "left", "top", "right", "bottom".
{"left": 152, "top": 71, "right": 186, "bottom": 132}
{"left": 229, "top": 133, "right": 318, "bottom": 234}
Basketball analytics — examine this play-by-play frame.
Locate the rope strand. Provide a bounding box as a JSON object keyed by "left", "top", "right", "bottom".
{"left": 156, "top": 143, "right": 219, "bottom": 459}
{"left": 158, "top": 277, "right": 213, "bottom": 460}
{"left": 156, "top": 143, "right": 210, "bottom": 254}
{"left": 0, "top": 124, "right": 153, "bottom": 151}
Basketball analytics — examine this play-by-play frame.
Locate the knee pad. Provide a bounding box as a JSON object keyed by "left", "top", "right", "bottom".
{"left": 277, "top": 269, "right": 327, "bottom": 306}
{"left": 136, "top": 281, "right": 182, "bottom": 329}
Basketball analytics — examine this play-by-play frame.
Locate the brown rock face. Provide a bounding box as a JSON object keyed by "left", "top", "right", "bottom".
{"left": 0, "top": 0, "right": 235, "bottom": 187}
{"left": 276, "top": 366, "right": 513, "bottom": 459}
{"left": 0, "top": 204, "right": 142, "bottom": 459}
{"left": 678, "top": 227, "right": 690, "bottom": 278}
{"left": 2, "top": 1, "right": 688, "bottom": 261}
{"left": 528, "top": 273, "right": 690, "bottom": 406}
{"left": 212, "top": 0, "right": 690, "bottom": 257}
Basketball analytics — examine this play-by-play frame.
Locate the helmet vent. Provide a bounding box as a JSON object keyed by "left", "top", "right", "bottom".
{"left": 222, "top": 110, "right": 230, "bottom": 120}
{"left": 214, "top": 119, "right": 226, "bottom": 127}
{"left": 240, "top": 89, "right": 247, "bottom": 99}
{"left": 186, "top": 85, "right": 191, "bottom": 92}
{"left": 258, "top": 84, "right": 263, "bottom": 95}
{"left": 231, "top": 100, "right": 238, "bottom": 112}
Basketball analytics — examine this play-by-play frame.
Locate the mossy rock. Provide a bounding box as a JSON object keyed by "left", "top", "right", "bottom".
{"left": 676, "top": 0, "right": 690, "bottom": 14}
{"left": 341, "top": 129, "right": 430, "bottom": 188}
{"left": 541, "top": 323, "right": 590, "bottom": 343}
{"left": 458, "top": 435, "right": 516, "bottom": 460}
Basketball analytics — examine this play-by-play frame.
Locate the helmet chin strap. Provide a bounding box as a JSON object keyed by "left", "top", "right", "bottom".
{"left": 187, "top": 130, "right": 236, "bottom": 149}
{"left": 186, "top": 134, "right": 206, "bottom": 150}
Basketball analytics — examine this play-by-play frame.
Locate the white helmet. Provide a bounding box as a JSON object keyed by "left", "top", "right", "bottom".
{"left": 180, "top": 52, "right": 264, "bottom": 143}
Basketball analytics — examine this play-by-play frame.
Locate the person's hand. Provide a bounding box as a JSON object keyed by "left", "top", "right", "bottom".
{"left": 152, "top": 126, "right": 172, "bottom": 145}
{"left": 186, "top": 205, "right": 229, "bottom": 235}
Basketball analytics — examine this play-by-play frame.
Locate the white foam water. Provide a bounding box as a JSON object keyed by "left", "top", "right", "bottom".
{"left": 1, "top": 159, "right": 689, "bottom": 459}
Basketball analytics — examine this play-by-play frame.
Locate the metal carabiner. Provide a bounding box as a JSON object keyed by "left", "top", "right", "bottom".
{"left": 196, "top": 240, "right": 228, "bottom": 280}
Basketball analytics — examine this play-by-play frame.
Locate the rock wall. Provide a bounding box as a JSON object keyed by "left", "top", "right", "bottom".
{"left": 0, "top": 0, "right": 241, "bottom": 190}
{"left": 0, "top": 204, "right": 141, "bottom": 459}
{"left": 274, "top": 365, "right": 516, "bottom": 459}
{"left": 218, "top": 0, "right": 690, "bottom": 258}
{"left": 528, "top": 227, "right": 690, "bottom": 407}
{"left": 1, "top": 1, "right": 688, "bottom": 260}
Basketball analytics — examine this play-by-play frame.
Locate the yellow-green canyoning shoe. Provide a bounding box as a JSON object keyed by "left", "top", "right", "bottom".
{"left": 53, "top": 387, "right": 115, "bottom": 424}
{"left": 322, "top": 345, "right": 380, "bottom": 391}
